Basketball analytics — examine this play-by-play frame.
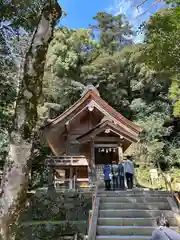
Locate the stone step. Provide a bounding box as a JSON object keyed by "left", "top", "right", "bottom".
{"left": 96, "top": 226, "right": 179, "bottom": 236}
{"left": 99, "top": 210, "right": 174, "bottom": 218}
{"left": 100, "top": 202, "right": 171, "bottom": 210}
{"left": 98, "top": 217, "right": 178, "bottom": 226}
{"left": 96, "top": 236, "right": 151, "bottom": 240}
{"left": 97, "top": 191, "right": 170, "bottom": 197}
{"left": 100, "top": 196, "right": 168, "bottom": 203}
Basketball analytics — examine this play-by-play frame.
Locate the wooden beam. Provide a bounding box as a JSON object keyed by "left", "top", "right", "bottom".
{"left": 78, "top": 124, "right": 135, "bottom": 144}
{"left": 47, "top": 138, "right": 59, "bottom": 156}
{"left": 94, "top": 143, "right": 118, "bottom": 148}
{"left": 91, "top": 101, "right": 136, "bottom": 136}
{"left": 65, "top": 104, "right": 88, "bottom": 126}
{"left": 94, "top": 137, "right": 119, "bottom": 142}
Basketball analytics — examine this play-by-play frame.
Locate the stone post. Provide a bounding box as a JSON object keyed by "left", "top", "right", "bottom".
{"left": 47, "top": 167, "right": 55, "bottom": 190}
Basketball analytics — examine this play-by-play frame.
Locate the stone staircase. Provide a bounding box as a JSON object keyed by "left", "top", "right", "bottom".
{"left": 92, "top": 189, "right": 180, "bottom": 240}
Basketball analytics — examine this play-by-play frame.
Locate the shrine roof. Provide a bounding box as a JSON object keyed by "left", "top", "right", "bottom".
{"left": 77, "top": 119, "right": 139, "bottom": 143}
{"left": 42, "top": 88, "right": 143, "bottom": 134}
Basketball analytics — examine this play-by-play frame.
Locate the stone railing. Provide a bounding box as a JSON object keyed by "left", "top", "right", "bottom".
{"left": 88, "top": 180, "right": 101, "bottom": 240}
{"left": 46, "top": 155, "right": 88, "bottom": 166}
{"left": 54, "top": 177, "right": 89, "bottom": 191}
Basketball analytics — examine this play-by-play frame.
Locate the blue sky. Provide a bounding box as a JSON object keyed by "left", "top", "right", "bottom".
{"left": 58, "top": 0, "right": 164, "bottom": 42}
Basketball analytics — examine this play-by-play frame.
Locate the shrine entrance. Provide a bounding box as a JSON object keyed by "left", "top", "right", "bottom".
{"left": 94, "top": 144, "right": 119, "bottom": 180}
{"left": 94, "top": 146, "right": 118, "bottom": 165}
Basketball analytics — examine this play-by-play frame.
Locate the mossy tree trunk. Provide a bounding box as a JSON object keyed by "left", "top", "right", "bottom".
{"left": 0, "top": 1, "right": 62, "bottom": 239}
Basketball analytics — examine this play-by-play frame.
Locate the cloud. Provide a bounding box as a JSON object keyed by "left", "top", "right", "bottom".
{"left": 107, "top": 0, "right": 152, "bottom": 43}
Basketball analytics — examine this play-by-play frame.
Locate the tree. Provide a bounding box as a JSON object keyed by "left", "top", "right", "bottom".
{"left": 43, "top": 16, "right": 134, "bottom": 113}
{"left": 135, "top": 0, "right": 180, "bottom": 8}
{"left": 43, "top": 26, "right": 99, "bottom": 112}
{"left": 143, "top": 7, "right": 180, "bottom": 116}
{"left": 0, "top": 1, "right": 62, "bottom": 239}
{"left": 144, "top": 8, "right": 180, "bottom": 73}
{"left": 0, "top": 0, "right": 46, "bottom": 32}
{"left": 46, "top": 27, "right": 98, "bottom": 80}
{"left": 0, "top": 1, "right": 45, "bottom": 175}
{"left": 91, "top": 12, "right": 133, "bottom": 53}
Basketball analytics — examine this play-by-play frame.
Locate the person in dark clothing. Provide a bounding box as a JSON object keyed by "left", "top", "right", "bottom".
{"left": 124, "top": 156, "right": 134, "bottom": 189}
{"left": 103, "top": 164, "right": 111, "bottom": 190}
{"left": 118, "top": 161, "right": 125, "bottom": 190}
{"left": 150, "top": 214, "right": 180, "bottom": 240}
{"left": 111, "top": 160, "right": 119, "bottom": 190}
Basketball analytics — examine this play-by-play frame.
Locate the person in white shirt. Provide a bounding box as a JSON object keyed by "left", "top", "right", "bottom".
{"left": 124, "top": 156, "right": 134, "bottom": 189}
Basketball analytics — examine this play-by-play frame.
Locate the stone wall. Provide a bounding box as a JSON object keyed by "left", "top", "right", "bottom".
{"left": 16, "top": 190, "right": 92, "bottom": 240}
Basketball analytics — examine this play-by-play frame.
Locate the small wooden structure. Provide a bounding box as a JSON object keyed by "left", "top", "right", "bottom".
{"left": 42, "top": 86, "right": 142, "bottom": 190}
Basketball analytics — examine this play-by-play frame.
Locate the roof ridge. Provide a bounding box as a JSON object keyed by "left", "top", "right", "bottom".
{"left": 42, "top": 90, "right": 142, "bottom": 134}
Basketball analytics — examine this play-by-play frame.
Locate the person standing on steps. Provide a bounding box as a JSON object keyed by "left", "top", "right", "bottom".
{"left": 111, "top": 160, "right": 119, "bottom": 190}
{"left": 118, "top": 160, "right": 125, "bottom": 190}
{"left": 124, "top": 155, "right": 134, "bottom": 189}
{"left": 150, "top": 214, "right": 180, "bottom": 240}
{"left": 103, "top": 164, "right": 111, "bottom": 191}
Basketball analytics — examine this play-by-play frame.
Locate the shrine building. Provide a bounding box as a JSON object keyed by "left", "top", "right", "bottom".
{"left": 42, "top": 86, "right": 142, "bottom": 190}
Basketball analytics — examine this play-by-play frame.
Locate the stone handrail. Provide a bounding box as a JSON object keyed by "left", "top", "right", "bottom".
{"left": 174, "top": 192, "right": 180, "bottom": 209}
{"left": 88, "top": 180, "right": 100, "bottom": 240}
{"left": 155, "top": 164, "right": 180, "bottom": 209}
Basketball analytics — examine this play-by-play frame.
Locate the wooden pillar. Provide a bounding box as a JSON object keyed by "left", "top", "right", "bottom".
{"left": 73, "top": 174, "right": 76, "bottom": 190}
{"left": 88, "top": 139, "right": 96, "bottom": 188}
{"left": 91, "top": 139, "right": 96, "bottom": 182}
{"left": 117, "top": 144, "right": 123, "bottom": 163}
{"left": 69, "top": 167, "right": 73, "bottom": 189}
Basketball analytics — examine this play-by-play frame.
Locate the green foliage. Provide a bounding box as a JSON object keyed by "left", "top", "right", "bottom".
{"left": 91, "top": 12, "right": 133, "bottom": 53}
{"left": 0, "top": 132, "right": 9, "bottom": 167}
{"left": 144, "top": 7, "right": 180, "bottom": 73}
{"left": 0, "top": 0, "right": 52, "bottom": 178}
{"left": 0, "top": 0, "right": 46, "bottom": 32}
{"left": 30, "top": 141, "right": 51, "bottom": 189}
{"left": 169, "top": 77, "right": 180, "bottom": 116}
{"left": 165, "top": 0, "right": 180, "bottom": 6}
{"left": 143, "top": 7, "right": 180, "bottom": 116}
{"left": 135, "top": 166, "right": 180, "bottom": 191}
{"left": 0, "top": 70, "right": 16, "bottom": 131}
{"left": 0, "top": 32, "right": 17, "bottom": 168}
{"left": 47, "top": 27, "right": 98, "bottom": 80}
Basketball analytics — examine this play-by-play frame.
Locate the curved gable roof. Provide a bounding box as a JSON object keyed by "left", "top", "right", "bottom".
{"left": 42, "top": 89, "right": 143, "bottom": 134}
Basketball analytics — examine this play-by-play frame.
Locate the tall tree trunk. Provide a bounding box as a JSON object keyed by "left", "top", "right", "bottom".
{"left": 0, "top": 1, "right": 62, "bottom": 239}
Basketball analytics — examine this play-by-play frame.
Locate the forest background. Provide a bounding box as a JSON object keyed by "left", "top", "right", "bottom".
{"left": 0, "top": 0, "right": 180, "bottom": 191}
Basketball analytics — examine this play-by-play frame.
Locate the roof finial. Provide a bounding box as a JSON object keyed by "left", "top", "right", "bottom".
{"left": 80, "top": 84, "right": 100, "bottom": 97}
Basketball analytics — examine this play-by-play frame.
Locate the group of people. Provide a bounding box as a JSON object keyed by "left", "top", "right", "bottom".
{"left": 103, "top": 155, "right": 134, "bottom": 191}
